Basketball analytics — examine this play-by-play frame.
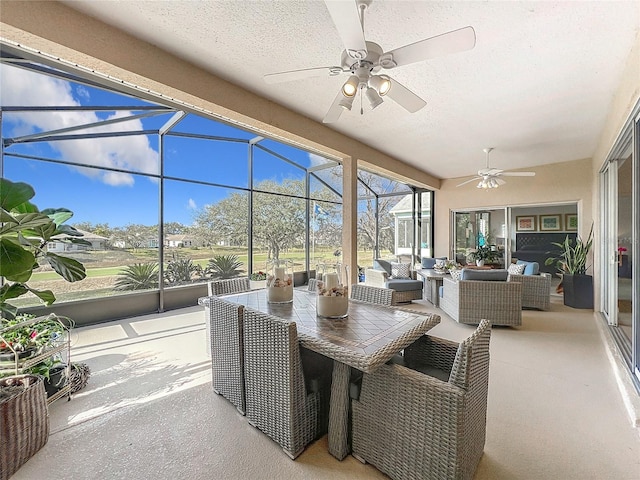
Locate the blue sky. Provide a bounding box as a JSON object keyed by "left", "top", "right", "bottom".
{"left": 1, "top": 63, "right": 332, "bottom": 227}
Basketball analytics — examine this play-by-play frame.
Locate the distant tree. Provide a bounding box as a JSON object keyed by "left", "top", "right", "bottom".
{"left": 163, "top": 221, "right": 187, "bottom": 235}
{"left": 192, "top": 179, "right": 310, "bottom": 261}
{"left": 357, "top": 172, "right": 407, "bottom": 255}
{"left": 111, "top": 224, "right": 158, "bottom": 250}
{"left": 72, "top": 221, "right": 113, "bottom": 238}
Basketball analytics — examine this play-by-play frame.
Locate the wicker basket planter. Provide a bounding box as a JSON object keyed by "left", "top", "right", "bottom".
{"left": 0, "top": 375, "right": 50, "bottom": 480}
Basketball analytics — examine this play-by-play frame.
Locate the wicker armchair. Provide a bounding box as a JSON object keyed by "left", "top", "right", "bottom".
{"left": 207, "top": 277, "right": 250, "bottom": 296}
{"left": 440, "top": 276, "right": 522, "bottom": 326}
{"left": 352, "top": 319, "right": 492, "bottom": 480}
{"left": 242, "top": 308, "right": 332, "bottom": 459}
{"left": 508, "top": 273, "right": 551, "bottom": 310}
{"left": 350, "top": 284, "right": 394, "bottom": 306}
{"left": 206, "top": 296, "right": 246, "bottom": 414}
{"left": 364, "top": 269, "right": 422, "bottom": 305}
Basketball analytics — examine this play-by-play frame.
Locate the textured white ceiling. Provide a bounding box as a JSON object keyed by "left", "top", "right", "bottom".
{"left": 62, "top": 0, "right": 640, "bottom": 180}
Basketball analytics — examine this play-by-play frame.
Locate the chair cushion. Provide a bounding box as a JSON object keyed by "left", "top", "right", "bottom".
{"left": 460, "top": 269, "right": 508, "bottom": 281}
{"left": 390, "top": 262, "right": 411, "bottom": 279}
{"left": 385, "top": 279, "right": 423, "bottom": 292}
{"left": 508, "top": 263, "right": 526, "bottom": 275}
{"left": 516, "top": 260, "right": 540, "bottom": 275}
{"left": 373, "top": 259, "right": 392, "bottom": 276}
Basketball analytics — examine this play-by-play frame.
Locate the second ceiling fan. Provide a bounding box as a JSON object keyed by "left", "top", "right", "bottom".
{"left": 263, "top": 0, "right": 476, "bottom": 123}
{"left": 457, "top": 148, "right": 536, "bottom": 189}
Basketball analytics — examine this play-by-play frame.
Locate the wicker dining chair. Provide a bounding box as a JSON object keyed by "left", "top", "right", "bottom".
{"left": 352, "top": 319, "right": 492, "bottom": 480}
{"left": 349, "top": 284, "right": 394, "bottom": 306}
{"left": 242, "top": 308, "right": 332, "bottom": 459}
{"left": 207, "top": 277, "right": 251, "bottom": 296}
{"left": 206, "top": 295, "right": 246, "bottom": 414}
{"left": 204, "top": 277, "right": 251, "bottom": 360}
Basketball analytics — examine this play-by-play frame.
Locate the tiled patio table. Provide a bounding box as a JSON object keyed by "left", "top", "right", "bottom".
{"left": 223, "top": 288, "right": 440, "bottom": 460}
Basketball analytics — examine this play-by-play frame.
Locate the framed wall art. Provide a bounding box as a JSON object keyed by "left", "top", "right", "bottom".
{"left": 540, "top": 214, "right": 561, "bottom": 231}
{"left": 516, "top": 215, "right": 537, "bottom": 232}
{"left": 565, "top": 214, "right": 578, "bottom": 231}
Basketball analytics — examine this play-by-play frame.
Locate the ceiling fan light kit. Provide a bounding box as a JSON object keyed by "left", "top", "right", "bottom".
{"left": 341, "top": 74, "right": 360, "bottom": 97}
{"left": 368, "top": 74, "right": 391, "bottom": 95}
{"left": 264, "top": 0, "right": 476, "bottom": 123}
{"left": 365, "top": 87, "right": 384, "bottom": 109}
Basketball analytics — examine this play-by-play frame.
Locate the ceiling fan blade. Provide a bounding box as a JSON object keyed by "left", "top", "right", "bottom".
{"left": 500, "top": 171, "right": 536, "bottom": 177}
{"left": 386, "top": 78, "right": 427, "bottom": 113}
{"left": 323, "top": 91, "right": 346, "bottom": 123}
{"left": 324, "top": 0, "right": 368, "bottom": 59}
{"left": 457, "top": 176, "right": 481, "bottom": 187}
{"left": 264, "top": 66, "right": 342, "bottom": 84}
{"left": 381, "top": 26, "right": 476, "bottom": 68}
{"left": 495, "top": 178, "right": 507, "bottom": 186}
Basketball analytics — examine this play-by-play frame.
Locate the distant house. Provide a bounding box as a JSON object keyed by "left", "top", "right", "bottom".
{"left": 389, "top": 195, "right": 432, "bottom": 258}
{"left": 47, "top": 229, "right": 108, "bottom": 252}
{"left": 165, "top": 234, "right": 198, "bottom": 248}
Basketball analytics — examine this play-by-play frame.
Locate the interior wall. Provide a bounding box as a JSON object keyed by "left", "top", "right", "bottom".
{"left": 436, "top": 157, "right": 593, "bottom": 260}
{"left": 591, "top": 29, "right": 640, "bottom": 311}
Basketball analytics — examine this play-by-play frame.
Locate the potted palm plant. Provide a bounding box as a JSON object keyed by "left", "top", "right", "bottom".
{"left": 545, "top": 224, "right": 594, "bottom": 309}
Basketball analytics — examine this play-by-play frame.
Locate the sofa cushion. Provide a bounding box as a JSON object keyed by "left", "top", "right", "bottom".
{"left": 373, "top": 259, "right": 392, "bottom": 276}
{"left": 516, "top": 260, "right": 540, "bottom": 275}
{"left": 508, "top": 263, "right": 526, "bottom": 275}
{"left": 390, "top": 262, "right": 411, "bottom": 279}
{"left": 449, "top": 269, "right": 463, "bottom": 281}
{"left": 460, "top": 269, "right": 508, "bottom": 281}
{"left": 385, "top": 279, "right": 423, "bottom": 292}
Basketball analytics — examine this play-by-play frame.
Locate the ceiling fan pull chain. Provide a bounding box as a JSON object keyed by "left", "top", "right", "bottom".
{"left": 360, "top": 87, "right": 364, "bottom": 115}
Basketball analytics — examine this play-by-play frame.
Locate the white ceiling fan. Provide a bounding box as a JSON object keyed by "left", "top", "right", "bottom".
{"left": 263, "top": 0, "right": 476, "bottom": 123}
{"left": 457, "top": 148, "right": 536, "bottom": 189}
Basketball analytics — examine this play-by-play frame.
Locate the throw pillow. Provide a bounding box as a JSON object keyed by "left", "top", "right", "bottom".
{"left": 449, "top": 269, "right": 462, "bottom": 281}
{"left": 390, "top": 262, "right": 411, "bottom": 279}
{"left": 508, "top": 263, "right": 526, "bottom": 275}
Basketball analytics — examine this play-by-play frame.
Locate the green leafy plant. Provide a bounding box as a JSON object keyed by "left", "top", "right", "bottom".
{"left": 164, "top": 253, "right": 202, "bottom": 285}
{"left": 207, "top": 254, "right": 243, "bottom": 279}
{"left": 249, "top": 271, "right": 267, "bottom": 281}
{"left": 114, "top": 263, "right": 159, "bottom": 291}
{"left": 545, "top": 224, "right": 594, "bottom": 275}
{"left": 468, "top": 245, "right": 500, "bottom": 264}
{"left": 0, "top": 179, "right": 89, "bottom": 318}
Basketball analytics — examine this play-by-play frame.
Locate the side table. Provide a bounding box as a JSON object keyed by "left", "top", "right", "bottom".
{"left": 416, "top": 269, "right": 446, "bottom": 307}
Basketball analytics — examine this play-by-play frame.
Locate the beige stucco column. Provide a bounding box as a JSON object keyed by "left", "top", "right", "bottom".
{"left": 341, "top": 157, "right": 358, "bottom": 286}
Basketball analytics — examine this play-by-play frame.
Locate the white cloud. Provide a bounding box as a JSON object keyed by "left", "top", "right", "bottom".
{"left": 1, "top": 64, "right": 159, "bottom": 186}
{"left": 187, "top": 198, "right": 197, "bottom": 210}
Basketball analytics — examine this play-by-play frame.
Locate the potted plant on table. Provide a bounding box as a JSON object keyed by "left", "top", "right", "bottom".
{"left": 249, "top": 270, "right": 267, "bottom": 289}
{"left": 545, "top": 224, "right": 594, "bottom": 309}
{"left": 468, "top": 245, "right": 500, "bottom": 267}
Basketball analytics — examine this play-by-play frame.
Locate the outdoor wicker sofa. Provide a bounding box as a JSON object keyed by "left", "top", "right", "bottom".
{"left": 242, "top": 308, "right": 333, "bottom": 459}
{"left": 439, "top": 271, "right": 522, "bottom": 326}
{"left": 351, "top": 319, "right": 492, "bottom": 480}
